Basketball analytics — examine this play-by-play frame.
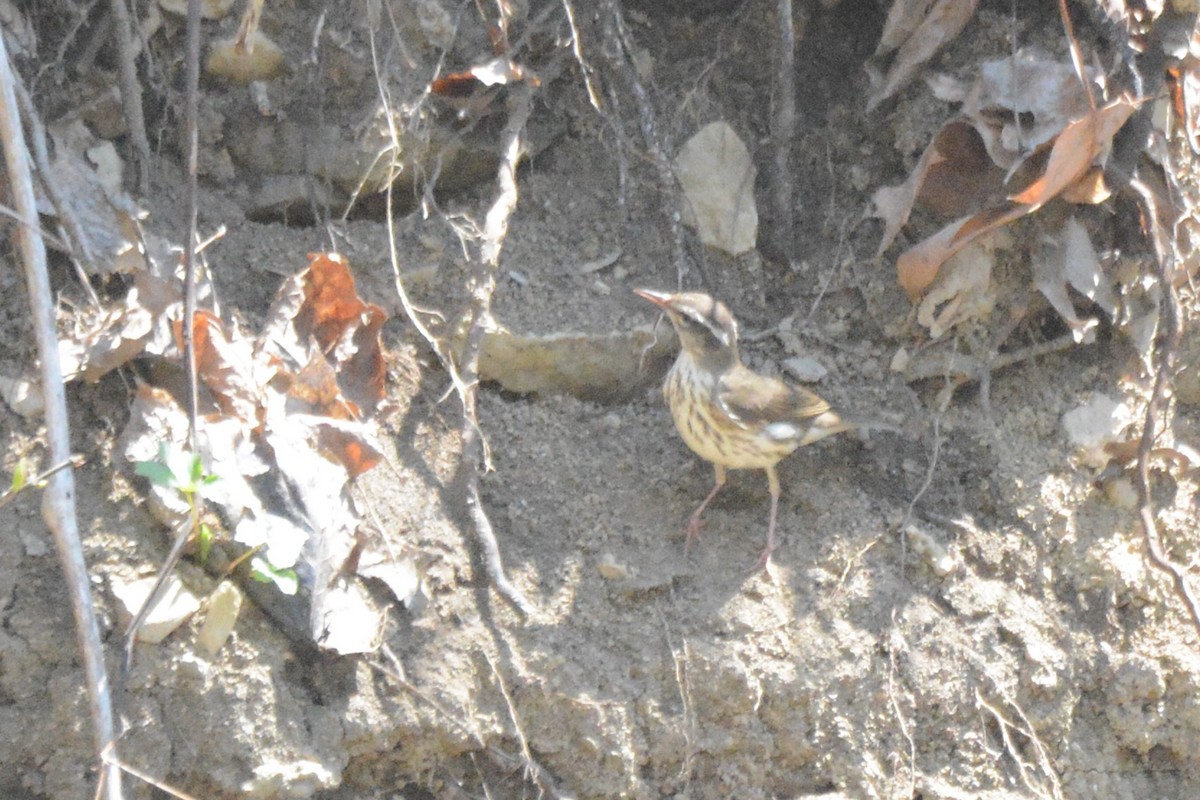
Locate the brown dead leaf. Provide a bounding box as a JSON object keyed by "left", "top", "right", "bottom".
{"left": 892, "top": 101, "right": 1135, "bottom": 300}
{"left": 872, "top": 121, "right": 1006, "bottom": 259}
{"left": 918, "top": 121, "right": 1005, "bottom": 218}
{"left": 866, "top": 0, "right": 979, "bottom": 112}
{"left": 263, "top": 252, "right": 387, "bottom": 418}
{"left": 66, "top": 270, "right": 182, "bottom": 382}
{"left": 176, "top": 310, "right": 263, "bottom": 424}
{"left": 108, "top": 250, "right": 397, "bottom": 653}
{"left": 897, "top": 203, "right": 1025, "bottom": 298}
{"left": 1009, "top": 99, "right": 1138, "bottom": 208}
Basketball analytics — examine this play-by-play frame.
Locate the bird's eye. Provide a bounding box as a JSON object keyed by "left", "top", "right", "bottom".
{"left": 677, "top": 313, "right": 725, "bottom": 347}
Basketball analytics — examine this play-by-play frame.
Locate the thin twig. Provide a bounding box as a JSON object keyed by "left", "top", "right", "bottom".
{"left": 364, "top": 0, "right": 531, "bottom": 615}
{"left": 13, "top": 77, "right": 100, "bottom": 275}
{"left": 899, "top": 415, "right": 943, "bottom": 554}
{"left": 110, "top": 758, "right": 201, "bottom": 800}
{"left": 903, "top": 332, "right": 1079, "bottom": 385}
{"left": 770, "top": 0, "right": 796, "bottom": 261}
{"left": 455, "top": 83, "right": 538, "bottom": 616}
{"left": 374, "top": 645, "right": 558, "bottom": 793}
{"left": 603, "top": 0, "right": 689, "bottom": 289}
{"left": 484, "top": 650, "right": 561, "bottom": 796}
{"left": 107, "top": 0, "right": 150, "bottom": 192}
{"left": 886, "top": 612, "right": 916, "bottom": 799}
{"left": 0, "top": 455, "right": 85, "bottom": 510}
{"left": 561, "top": 0, "right": 602, "bottom": 111}
{"left": 972, "top": 677, "right": 1063, "bottom": 800}
{"left": 119, "top": 0, "right": 207, "bottom": 708}
{"left": 1128, "top": 175, "right": 1200, "bottom": 634}
{"left": 182, "top": 0, "right": 202, "bottom": 450}
{"left": 0, "top": 35, "right": 123, "bottom": 800}
{"left": 119, "top": 514, "right": 196, "bottom": 695}
{"left": 656, "top": 600, "right": 695, "bottom": 787}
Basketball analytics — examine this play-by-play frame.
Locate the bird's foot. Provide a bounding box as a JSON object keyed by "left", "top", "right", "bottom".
{"left": 748, "top": 544, "right": 776, "bottom": 577}
{"left": 683, "top": 513, "right": 705, "bottom": 555}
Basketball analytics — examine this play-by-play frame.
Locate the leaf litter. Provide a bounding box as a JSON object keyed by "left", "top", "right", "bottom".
{"left": 84, "top": 249, "right": 419, "bottom": 654}
{"left": 871, "top": 45, "right": 1149, "bottom": 379}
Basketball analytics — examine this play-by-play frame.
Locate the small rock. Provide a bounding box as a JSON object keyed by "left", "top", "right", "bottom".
{"left": 675, "top": 121, "right": 757, "bottom": 255}
{"left": 1062, "top": 394, "right": 1129, "bottom": 467}
{"left": 207, "top": 31, "right": 286, "bottom": 84}
{"left": 197, "top": 580, "right": 243, "bottom": 658}
{"left": 1104, "top": 477, "right": 1138, "bottom": 510}
{"left": 597, "top": 553, "right": 629, "bottom": 581}
{"left": 0, "top": 374, "right": 43, "bottom": 418}
{"left": 19, "top": 526, "right": 48, "bottom": 557}
{"left": 904, "top": 524, "right": 956, "bottom": 576}
{"left": 782, "top": 356, "right": 828, "bottom": 383}
{"left": 111, "top": 574, "right": 201, "bottom": 644}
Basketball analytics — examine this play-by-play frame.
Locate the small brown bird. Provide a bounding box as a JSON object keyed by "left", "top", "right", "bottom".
{"left": 635, "top": 288, "right": 849, "bottom": 571}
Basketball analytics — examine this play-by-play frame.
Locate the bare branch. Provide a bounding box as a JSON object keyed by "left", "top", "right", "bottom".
{"left": 1128, "top": 175, "right": 1200, "bottom": 634}
{"left": 0, "top": 36, "right": 123, "bottom": 800}
{"left": 107, "top": 0, "right": 150, "bottom": 191}
{"left": 455, "top": 83, "right": 538, "bottom": 617}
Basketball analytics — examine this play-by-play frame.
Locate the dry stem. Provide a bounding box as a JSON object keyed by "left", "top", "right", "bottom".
{"left": 0, "top": 34, "right": 123, "bottom": 800}
{"left": 1128, "top": 175, "right": 1200, "bottom": 634}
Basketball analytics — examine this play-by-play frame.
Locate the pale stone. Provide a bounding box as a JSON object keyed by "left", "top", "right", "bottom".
{"left": 111, "top": 574, "right": 201, "bottom": 644}
{"left": 1062, "top": 394, "right": 1129, "bottom": 467}
{"left": 197, "top": 580, "right": 243, "bottom": 658}
{"left": 675, "top": 121, "right": 758, "bottom": 255}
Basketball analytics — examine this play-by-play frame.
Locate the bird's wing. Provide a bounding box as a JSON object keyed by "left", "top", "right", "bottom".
{"left": 715, "top": 365, "right": 831, "bottom": 432}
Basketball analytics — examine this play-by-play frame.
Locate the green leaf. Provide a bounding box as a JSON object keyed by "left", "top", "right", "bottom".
{"left": 198, "top": 523, "right": 214, "bottom": 565}
{"left": 250, "top": 556, "right": 299, "bottom": 596}
{"left": 189, "top": 453, "right": 205, "bottom": 485}
{"left": 9, "top": 461, "right": 27, "bottom": 493}
{"left": 135, "top": 460, "right": 176, "bottom": 488}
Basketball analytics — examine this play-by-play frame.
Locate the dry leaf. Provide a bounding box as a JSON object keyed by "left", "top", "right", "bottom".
{"left": 261, "top": 253, "right": 388, "bottom": 418}
{"left": 866, "top": 0, "right": 979, "bottom": 111}
{"left": 1009, "top": 99, "right": 1138, "bottom": 207}
{"left": 108, "top": 250, "right": 401, "bottom": 654}
{"left": 896, "top": 204, "right": 1024, "bottom": 298}
{"left": 966, "top": 51, "right": 1096, "bottom": 170}
{"left": 178, "top": 310, "right": 263, "bottom": 424}
{"left": 915, "top": 234, "right": 1000, "bottom": 338}
{"left": 871, "top": 119, "right": 1001, "bottom": 258}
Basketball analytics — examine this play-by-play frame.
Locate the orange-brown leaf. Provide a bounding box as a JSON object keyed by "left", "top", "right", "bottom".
{"left": 1008, "top": 99, "right": 1137, "bottom": 208}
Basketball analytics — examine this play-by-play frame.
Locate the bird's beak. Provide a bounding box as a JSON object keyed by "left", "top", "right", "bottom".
{"left": 634, "top": 288, "right": 673, "bottom": 309}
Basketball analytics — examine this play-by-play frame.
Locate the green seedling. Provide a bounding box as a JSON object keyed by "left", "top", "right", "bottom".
{"left": 1, "top": 456, "right": 83, "bottom": 511}
{"left": 250, "top": 555, "right": 298, "bottom": 595}
{"left": 9, "top": 459, "right": 27, "bottom": 493}
{"left": 135, "top": 443, "right": 299, "bottom": 594}
{"left": 136, "top": 443, "right": 220, "bottom": 564}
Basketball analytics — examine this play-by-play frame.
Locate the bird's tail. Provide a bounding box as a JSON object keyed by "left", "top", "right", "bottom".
{"left": 798, "top": 410, "right": 851, "bottom": 445}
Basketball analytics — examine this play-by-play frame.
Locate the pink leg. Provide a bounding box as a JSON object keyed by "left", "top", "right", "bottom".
{"left": 749, "top": 466, "right": 781, "bottom": 573}
{"left": 685, "top": 464, "right": 726, "bottom": 554}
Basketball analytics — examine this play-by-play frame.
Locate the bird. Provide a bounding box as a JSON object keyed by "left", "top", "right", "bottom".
{"left": 634, "top": 288, "right": 849, "bottom": 572}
